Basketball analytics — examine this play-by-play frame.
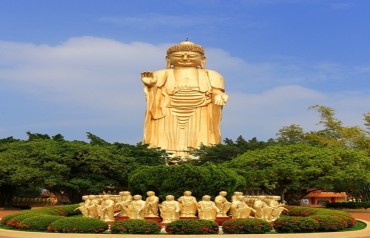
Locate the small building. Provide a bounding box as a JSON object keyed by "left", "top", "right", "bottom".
{"left": 303, "top": 190, "right": 347, "bottom": 206}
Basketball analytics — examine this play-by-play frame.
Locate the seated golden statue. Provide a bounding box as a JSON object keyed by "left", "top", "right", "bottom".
{"left": 178, "top": 191, "right": 198, "bottom": 217}
{"left": 127, "top": 194, "right": 146, "bottom": 219}
{"left": 160, "top": 195, "right": 181, "bottom": 223}
{"left": 141, "top": 40, "right": 229, "bottom": 158}
{"left": 145, "top": 191, "right": 159, "bottom": 217}
{"left": 214, "top": 191, "right": 231, "bottom": 217}
{"left": 197, "top": 195, "right": 219, "bottom": 220}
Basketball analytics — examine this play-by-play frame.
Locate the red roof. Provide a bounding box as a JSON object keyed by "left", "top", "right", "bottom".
{"left": 305, "top": 190, "right": 347, "bottom": 198}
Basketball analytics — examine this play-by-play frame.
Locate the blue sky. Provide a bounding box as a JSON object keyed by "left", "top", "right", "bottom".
{"left": 1, "top": 0, "right": 369, "bottom": 143}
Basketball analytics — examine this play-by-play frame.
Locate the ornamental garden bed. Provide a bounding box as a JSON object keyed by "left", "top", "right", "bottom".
{"left": 0, "top": 204, "right": 366, "bottom": 234}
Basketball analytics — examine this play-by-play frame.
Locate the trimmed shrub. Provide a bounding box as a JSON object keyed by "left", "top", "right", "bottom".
{"left": 111, "top": 219, "right": 161, "bottom": 234}
{"left": 5, "top": 213, "right": 40, "bottom": 229}
{"left": 287, "top": 207, "right": 319, "bottom": 217}
{"left": 165, "top": 219, "right": 219, "bottom": 234}
{"left": 311, "top": 215, "right": 346, "bottom": 231}
{"left": 0, "top": 213, "right": 22, "bottom": 225}
{"left": 20, "top": 215, "right": 63, "bottom": 231}
{"left": 273, "top": 217, "right": 320, "bottom": 233}
{"left": 47, "top": 217, "right": 108, "bottom": 233}
{"left": 332, "top": 213, "right": 357, "bottom": 227}
{"left": 222, "top": 219, "right": 273, "bottom": 234}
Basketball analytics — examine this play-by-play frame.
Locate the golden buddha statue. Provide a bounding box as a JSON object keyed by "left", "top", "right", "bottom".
{"left": 141, "top": 40, "right": 229, "bottom": 158}
{"left": 197, "top": 195, "right": 219, "bottom": 220}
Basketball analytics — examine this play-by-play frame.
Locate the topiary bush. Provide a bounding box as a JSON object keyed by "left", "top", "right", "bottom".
{"left": 332, "top": 213, "right": 357, "bottom": 227}
{"left": 222, "top": 219, "right": 273, "bottom": 234}
{"left": 310, "top": 214, "right": 346, "bottom": 231}
{"left": 0, "top": 212, "right": 23, "bottom": 225}
{"left": 287, "top": 207, "right": 319, "bottom": 217}
{"left": 5, "top": 213, "right": 40, "bottom": 229}
{"left": 165, "top": 219, "right": 219, "bottom": 234}
{"left": 273, "top": 217, "right": 320, "bottom": 233}
{"left": 47, "top": 217, "right": 108, "bottom": 233}
{"left": 19, "top": 215, "right": 63, "bottom": 231}
{"left": 111, "top": 219, "right": 161, "bottom": 234}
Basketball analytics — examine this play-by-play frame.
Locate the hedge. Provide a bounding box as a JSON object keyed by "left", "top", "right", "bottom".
{"left": 47, "top": 217, "right": 108, "bottom": 233}
{"left": 222, "top": 219, "right": 272, "bottom": 234}
{"left": 111, "top": 219, "right": 161, "bottom": 234}
{"left": 165, "top": 219, "right": 219, "bottom": 234}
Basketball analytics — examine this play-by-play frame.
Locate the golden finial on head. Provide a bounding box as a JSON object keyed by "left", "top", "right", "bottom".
{"left": 166, "top": 41, "right": 204, "bottom": 56}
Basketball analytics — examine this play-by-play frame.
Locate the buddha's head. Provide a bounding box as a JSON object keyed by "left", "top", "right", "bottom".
{"left": 166, "top": 41, "right": 206, "bottom": 69}
{"left": 184, "top": 190, "right": 192, "bottom": 196}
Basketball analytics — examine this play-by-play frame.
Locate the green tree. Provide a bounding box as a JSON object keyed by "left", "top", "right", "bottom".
{"left": 0, "top": 132, "right": 166, "bottom": 206}
{"left": 190, "top": 136, "right": 275, "bottom": 165}
{"left": 128, "top": 163, "right": 245, "bottom": 201}
{"left": 224, "top": 143, "right": 370, "bottom": 203}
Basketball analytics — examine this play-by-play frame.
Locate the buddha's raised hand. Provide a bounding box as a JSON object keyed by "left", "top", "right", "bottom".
{"left": 141, "top": 71, "right": 156, "bottom": 85}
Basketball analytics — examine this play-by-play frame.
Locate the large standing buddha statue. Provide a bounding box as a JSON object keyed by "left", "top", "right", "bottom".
{"left": 141, "top": 40, "right": 229, "bottom": 158}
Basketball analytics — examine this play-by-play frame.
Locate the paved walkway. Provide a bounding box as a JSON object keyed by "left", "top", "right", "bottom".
{"left": 0, "top": 209, "right": 369, "bottom": 238}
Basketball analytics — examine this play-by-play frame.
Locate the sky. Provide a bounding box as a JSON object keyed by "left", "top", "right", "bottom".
{"left": 0, "top": 0, "right": 369, "bottom": 144}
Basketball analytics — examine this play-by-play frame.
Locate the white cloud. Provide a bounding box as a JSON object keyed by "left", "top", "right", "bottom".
{"left": 1, "top": 37, "right": 369, "bottom": 142}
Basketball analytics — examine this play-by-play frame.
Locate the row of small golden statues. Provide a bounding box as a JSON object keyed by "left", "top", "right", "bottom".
{"left": 76, "top": 191, "right": 286, "bottom": 224}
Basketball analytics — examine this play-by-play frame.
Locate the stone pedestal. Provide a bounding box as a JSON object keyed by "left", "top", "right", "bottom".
{"left": 179, "top": 216, "right": 198, "bottom": 220}
{"left": 114, "top": 216, "right": 129, "bottom": 221}
{"left": 145, "top": 216, "right": 162, "bottom": 223}
{"left": 215, "top": 216, "right": 231, "bottom": 226}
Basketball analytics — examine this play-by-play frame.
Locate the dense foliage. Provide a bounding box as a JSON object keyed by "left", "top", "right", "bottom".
{"left": 110, "top": 219, "right": 161, "bottom": 234}
{"left": 224, "top": 143, "right": 370, "bottom": 204}
{"left": 222, "top": 219, "right": 272, "bottom": 234}
{"left": 47, "top": 217, "right": 108, "bottom": 233}
{"left": 326, "top": 201, "right": 370, "bottom": 209}
{"left": 128, "top": 163, "right": 246, "bottom": 200}
{"left": 165, "top": 219, "right": 219, "bottom": 234}
{"left": 273, "top": 216, "right": 320, "bottom": 233}
{"left": 0, "top": 132, "right": 166, "bottom": 206}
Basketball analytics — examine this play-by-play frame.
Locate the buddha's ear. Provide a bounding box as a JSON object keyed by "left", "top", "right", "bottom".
{"left": 200, "top": 56, "right": 206, "bottom": 69}
{"left": 166, "top": 56, "right": 171, "bottom": 68}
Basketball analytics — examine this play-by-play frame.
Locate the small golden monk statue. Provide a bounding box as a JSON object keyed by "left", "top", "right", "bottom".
{"left": 145, "top": 191, "right": 159, "bottom": 217}
{"left": 75, "top": 195, "right": 89, "bottom": 217}
{"left": 197, "top": 195, "right": 219, "bottom": 220}
{"left": 100, "top": 195, "right": 115, "bottom": 222}
{"left": 87, "top": 195, "right": 100, "bottom": 219}
{"left": 117, "top": 191, "right": 132, "bottom": 217}
{"left": 127, "top": 194, "right": 146, "bottom": 219}
{"left": 141, "top": 40, "right": 229, "bottom": 158}
{"left": 214, "top": 191, "right": 231, "bottom": 217}
{"left": 160, "top": 195, "right": 181, "bottom": 223}
{"left": 178, "top": 190, "right": 198, "bottom": 217}
{"left": 230, "top": 195, "right": 255, "bottom": 219}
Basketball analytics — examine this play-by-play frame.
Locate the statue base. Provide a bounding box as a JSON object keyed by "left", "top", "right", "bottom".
{"left": 115, "top": 216, "right": 129, "bottom": 221}
{"left": 145, "top": 216, "right": 162, "bottom": 223}
{"left": 179, "top": 216, "right": 198, "bottom": 220}
{"left": 215, "top": 216, "right": 231, "bottom": 226}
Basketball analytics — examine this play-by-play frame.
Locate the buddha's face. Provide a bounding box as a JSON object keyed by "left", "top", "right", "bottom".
{"left": 167, "top": 51, "right": 204, "bottom": 67}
